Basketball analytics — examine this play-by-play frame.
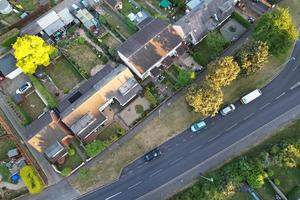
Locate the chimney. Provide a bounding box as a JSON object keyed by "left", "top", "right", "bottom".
{"left": 50, "top": 110, "right": 75, "bottom": 136}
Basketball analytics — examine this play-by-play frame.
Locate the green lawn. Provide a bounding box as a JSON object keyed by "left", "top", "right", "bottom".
{"left": 0, "top": 138, "right": 16, "bottom": 161}
{"left": 17, "top": 0, "right": 39, "bottom": 12}
{"left": 120, "top": 0, "right": 140, "bottom": 16}
{"left": 96, "top": 122, "right": 124, "bottom": 141}
{"left": 135, "top": 0, "right": 168, "bottom": 20}
{"left": 47, "top": 57, "right": 83, "bottom": 94}
{"left": 0, "top": 12, "right": 20, "bottom": 25}
{"left": 99, "top": 33, "right": 121, "bottom": 49}
{"left": 57, "top": 149, "right": 83, "bottom": 171}
{"left": 20, "top": 91, "right": 45, "bottom": 120}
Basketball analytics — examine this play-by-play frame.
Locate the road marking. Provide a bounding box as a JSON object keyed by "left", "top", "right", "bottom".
{"left": 225, "top": 123, "right": 238, "bottom": 132}
{"left": 243, "top": 113, "right": 254, "bottom": 120}
{"left": 208, "top": 134, "right": 221, "bottom": 142}
{"left": 182, "top": 139, "right": 186, "bottom": 142}
{"left": 175, "top": 143, "right": 179, "bottom": 146}
{"left": 169, "top": 157, "right": 183, "bottom": 165}
{"left": 128, "top": 170, "right": 133, "bottom": 174}
{"left": 105, "top": 192, "right": 122, "bottom": 200}
{"left": 128, "top": 181, "right": 142, "bottom": 190}
{"left": 190, "top": 145, "right": 202, "bottom": 153}
{"left": 290, "top": 82, "right": 300, "bottom": 90}
{"left": 190, "top": 134, "right": 194, "bottom": 138}
{"left": 292, "top": 63, "right": 300, "bottom": 71}
{"left": 259, "top": 102, "right": 270, "bottom": 110}
{"left": 275, "top": 92, "right": 286, "bottom": 100}
{"left": 150, "top": 169, "right": 162, "bottom": 177}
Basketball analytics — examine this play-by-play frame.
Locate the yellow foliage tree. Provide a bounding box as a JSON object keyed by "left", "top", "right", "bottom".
{"left": 12, "top": 35, "right": 57, "bottom": 74}
{"left": 186, "top": 83, "right": 223, "bottom": 117}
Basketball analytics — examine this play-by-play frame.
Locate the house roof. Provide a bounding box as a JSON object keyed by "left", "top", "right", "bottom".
{"left": 75, "top": 9, "right": 97, "bottom": 30}
{"left": 175, "top": 0, "right": 235, "bottom": 43}
{"left": 44, "top": 141, "right": 66, "bottom": 163}
{"left": 37, "top": 11, "right": 60, "bottom": 29}
{"left": 44, "top": 19, "right": 65, "bottom": 36}
{"left": 105, "top": 0, "right": 121, "bottom": 8}
{"left": 187, "top": 0, "right": 204, "bottom": 10}
{"left": 118, "top": 19, "right": 182, "bottom": 74}
{"left": 0, "top": 0, "right": 11, "bottom": 11}
{"left": 0, "top": 53, "right": 18, "bottom": 76}
{"left": 58, "top": 8, "right": 75, "bottom": 25}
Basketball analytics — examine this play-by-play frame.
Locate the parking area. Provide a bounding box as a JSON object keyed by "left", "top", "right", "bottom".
{"left": 0, "top": 74, "right": 30, "bottom": 97}
{"left": 220, "top": 19, "right": 247, "bottom": 41}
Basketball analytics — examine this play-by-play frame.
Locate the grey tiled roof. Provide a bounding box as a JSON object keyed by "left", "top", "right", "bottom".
{"left": 0, "top": 53, "right": 17, "bottom": 76}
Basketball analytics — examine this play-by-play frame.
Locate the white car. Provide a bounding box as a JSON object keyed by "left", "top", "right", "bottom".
{"left": 16, "top": 82, "right": 32, "bottom": 94}
{"left": 220, "top": 104, "right": 236, "bottom": 116}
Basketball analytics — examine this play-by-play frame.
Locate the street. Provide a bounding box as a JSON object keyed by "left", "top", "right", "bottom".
{"left": 77, "top": 41, "right": 300, "bottom": 200}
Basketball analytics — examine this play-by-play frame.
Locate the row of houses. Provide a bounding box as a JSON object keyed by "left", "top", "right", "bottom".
{"left": 16, "top": 0, "right": 237, "bottom": 164}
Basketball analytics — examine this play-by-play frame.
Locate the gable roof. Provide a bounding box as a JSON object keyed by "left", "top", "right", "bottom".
{"left": 0, "top": 53, "right": 18, "bottom": 76}
{"left": 118, "top": 19, "right": 182, "bottom": 74}
{"left": 175, "top": 0, "right": 235, "bottom": 44}
{"left": 105, "top": 0, "right": 121, "bottom": 8}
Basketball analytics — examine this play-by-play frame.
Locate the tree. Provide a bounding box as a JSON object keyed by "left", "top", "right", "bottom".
{"left": 205, "top": 56, "right": 240, "bottom": 89}
{"left": 205, "top": 32, "right": 229, "bottom": 58}
{"left": 186, "top": 83, "right": 223, "bottom": 117}
{"left": 253, "top": 7, "right": 298, "bottom": 55}
{"left": 237, "top": 41, "right": 269, "bottom": 75}
{"left": 144, "top": 87, "right": 158, "bottom": 107}
{"left": 12, "top": 35, "right": 57, "bottom": 74}
{"left": 175, "top": 67, "right": 195, "bottom": 88}
{"left": 171, "top": 0, "right": 186, "bottom": 13}
{"left": 20, "top": 165, "right": 44, "bottom": 194}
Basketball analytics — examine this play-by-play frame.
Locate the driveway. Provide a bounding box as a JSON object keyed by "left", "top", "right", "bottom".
{"left": 0, "top": 74, "right": 30, "bottom": 97}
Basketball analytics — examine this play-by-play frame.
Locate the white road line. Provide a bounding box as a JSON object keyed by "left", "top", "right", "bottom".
{"left": 259, "top": 102, "right": 270, "bottom": 110}
{"left": 208, "top": 134, "right": 221, "bottom": 142}
{"left": 244, "top": 113, "right": 254, "bottom": 120}
{"left": 175, "top": 143, "right": 179, "bottom": 146}
{"left": 105, "top": 192, "right": 122, "bottom": 200}
{"left": 225, "top": 123, "right": 238, "bottom": 132}
{"left": 190, "top": 134, "right": 194, "bottom": 138}
{"left": 292, "top": 63, "right": 299, "bottom": 71}
{"left": 169, "top": 157, "right": 183, "bottom": 165}
{"left": 190, "top": 145, "right": 202, "bottom": 153}
{"left": 275, "top": 92, "right": 286, "bottom": 100}
{"left": 128, "top": 181, "right": 142, "bottom": 190}
{"left": 150, "top": 169, "right": 163, "bottom": 177}
{"left": 290, "top": 82, "right": 300, "bottom": 90}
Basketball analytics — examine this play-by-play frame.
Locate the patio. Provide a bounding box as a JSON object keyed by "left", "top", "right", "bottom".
{"left": 220, "top": 19, "right": 247, "bottom": 41}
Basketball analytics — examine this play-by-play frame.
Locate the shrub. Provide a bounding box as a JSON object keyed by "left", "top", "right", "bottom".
{"left": 0, "top": 28, "right": 19, "bottom": 48}
{"left": 67, "top": 148, "right": 76, "bottom": 156}
{"left": 135, "top": 104, "right": 144, "bottom": 114}
{"left": 28, "top": 75, "right": 58, "bottom": 108}
{"left": 117, "top": 128, "right": 126, "bottom": 136}
{"left": 231, "top": 11, "right": 251, "bottom": 28}
{"left": 0, "top": 165, "right": 10, "bottom": 182}
{"left": 274, "top": 178, "right": 281, "bottom": 186}
{"left": 77, "top": 37, "right": 86, "bottom": 45}
{"left": 144, "top": 87, "right": 158, "bottom": 107}
{"left": 20, "top": 166, "right": 44, "bottom": 194}
{"left": 85, "top": 140, "right": 107, "bottom": 157}
{"left": 288, "top": 185, "right": 300, "bottom": 200}
{"left": 61, "top": 168, "right": 72, "bottom": 176}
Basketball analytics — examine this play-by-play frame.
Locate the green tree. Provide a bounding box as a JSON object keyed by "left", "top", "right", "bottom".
{"left": 13, "top": 35, "right": 57, "bottom": 74}
{"left": 253, "top": 7, "right": 298, "bottom": 55}
{"left": 144, "top": 87, "right": 158, "bottom": 107}
{"left": 237, "top": 41, "right": 269, "bottom": 75}
{"left": 175, "top": 67, "right": 195, "bottom": 88}
{"left": 171, "top": 0, "right": 186, "bottom": 13}
{"left": 20, "top": 165, "right": 44, "bottom": 194}
{"left": 186, "top": 83, "right": 223, "bottom": 117}
{"left": 205, "top": 56, "right": 240, "bottom": 89}
{"left": 205, "top": 32, "right": 229, "bottom": 58}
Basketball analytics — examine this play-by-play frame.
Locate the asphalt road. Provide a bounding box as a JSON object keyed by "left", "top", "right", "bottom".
{"left": 78, "top": 41, "right": 300, "bottom": 200}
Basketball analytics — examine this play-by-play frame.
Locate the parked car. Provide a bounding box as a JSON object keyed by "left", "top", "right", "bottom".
{"left": 16, "top": 82, "right": 32, "bottom": 94}
{"left": 144, "top": 148, "right": 162, "bottom": 162}
{"left": 190, "top": 120, "right": 206, "bottom": 133}
{"left": 220, "top": 104, "right": 236, "bottom": 116}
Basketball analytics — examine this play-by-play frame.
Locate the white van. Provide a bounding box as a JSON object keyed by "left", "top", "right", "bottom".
{"left": 240, "top": 89, "right": 262, "bottom": 104}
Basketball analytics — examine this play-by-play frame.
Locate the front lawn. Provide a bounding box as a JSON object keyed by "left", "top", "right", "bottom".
{"left": 19, "top": 91, "right": 45, "bottom": 120}
{"left": 120, "top": 0, "right": 140, "bottom": 16}
{"left": 0, "top": 138, "right": 16, "bottom": 161}
{"left": 46, "top": 57, "right": 83, "bottom": 94}
{"left": 17, "top": 0, "right": 39, "bottom": 12}
{"left": 57, "top": 148, "right": 83, "bottom": 175}
{"left": 96, "top": 122, "right": 125, "bottom": 141}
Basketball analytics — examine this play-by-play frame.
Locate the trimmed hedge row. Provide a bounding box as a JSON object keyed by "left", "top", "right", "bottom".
{"left": 232, "top": 11, "right": 251, "bottom": 28}
{"left": 28, "top": 74, "right": 58, "bottom": 108}
{"left": 20, "top": 165, "right": 44, "bottom": 194}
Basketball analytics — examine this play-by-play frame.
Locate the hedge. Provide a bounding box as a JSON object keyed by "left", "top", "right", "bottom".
{"left": 232, "top": 11, "right": 251, "bottom": 28}
{"left": 28, "top": 75, "right": 58, "bottom": 108}
{"left": 5, "top": 96, "right": 32, "bottom": 126}
{"left": 0, "top": 28, "right": 19, "bottom": 48}
{"left": 20, "top": 166, "right": 44, "bottom": 194}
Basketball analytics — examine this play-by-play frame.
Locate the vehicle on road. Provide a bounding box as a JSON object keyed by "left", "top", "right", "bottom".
{"left": 220, "top": 104, "right": 236, "bottom": 116}
{"left": 240, "top": 89, "right": 262, "bottom": 104}
{"left": 16, "top": 82, "right": 32, "bottom": 94}
{"left": 144, "top": 148, "right": 162, "bottom": 162}
{"left": 190, "top": 120, "right": 206, "bottom": 132}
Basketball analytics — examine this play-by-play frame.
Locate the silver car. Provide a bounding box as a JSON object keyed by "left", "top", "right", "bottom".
{"left": 220, "top": 104, "right": 235, "bottom": 116}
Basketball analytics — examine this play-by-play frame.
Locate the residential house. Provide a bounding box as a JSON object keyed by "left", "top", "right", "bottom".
{"left": 73, "top": 8, "right": 98, "bottom": 32}
{"left": 173, "top": 0, "right": 236, "bottom": 45}
{"left": 26, "top": 64, "right": 142, "bottom": 163}
{"left": 0, "top": 52, "right": 22, "bottom": 80}
{"left": 20, "top": 9, "right": 75, "bottom": 38}
{"left": 104, "top": 0, "right": 122, "bottom": 10}
{"left": 0, "top": 0, "right": 12, "bottom": 15}
{"left": 127, "top": 11, "right": 153, "bottom": 29}
{"left": 117, "top": 19, "right": 184, "bottom": 80}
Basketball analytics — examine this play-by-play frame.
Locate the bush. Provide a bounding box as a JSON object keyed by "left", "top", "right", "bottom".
{"left": 85, "top": 140, "right": 107, "bottom": 157}
{"left": 117, "top": 128, "right": 126, "bottom": 136}
{"left": 288, "top": 185, "right": 300, "bottom": 200}
{"left": 61, "top": 168, "right": 72, "bottom": 176}
{"left": 231, "top": 11, "right": 251, "bottom": 28}
{"left": 5, "top": 96, "right": 32, "bottom": 126}
{"left": 28, "top": 75, "right": 58, "bottom": 108}
{"left": 144, "top": 87, "right": 158, "bottom": 107}
{"left": 274, "top": 178, "right": 281, "bottom": 186}
{"left": 0, "top": 165, "right": 10, "bottom": 182}
{"left": 20, "top": 166, "right": 44, "bottom": 194}
{"left": 77, "top": 37, "right": 86, "bottom": 45}
{"left": 67, "top": 148, "right": 76, "bottom": 156}
{"left": 135, "top": 104, "right": 144, "bottom": 114}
